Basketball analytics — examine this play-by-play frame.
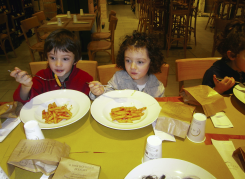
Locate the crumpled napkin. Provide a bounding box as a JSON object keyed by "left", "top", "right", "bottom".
{"left": 0, "top": 101, "right": 22, "bottom": 119}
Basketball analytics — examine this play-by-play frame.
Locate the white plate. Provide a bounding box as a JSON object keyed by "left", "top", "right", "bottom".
{"left": 125, "top": 158, "right": 216, "bottom": 179}
{"left": 90, "top": 90, "right": 161, "bottom": 130}
{"left": 20, "top": 89, "right": 91, "bottom": 129}
{"left": 233, "top": 84, "right": 245, "bottom": 104}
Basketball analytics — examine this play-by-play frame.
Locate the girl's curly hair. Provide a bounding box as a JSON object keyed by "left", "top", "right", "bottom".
{"left": 217, "top": 19, "right": 245, "bottom": 61}
{"left": 116, "top": 31, "right": 165, "bottom": 74}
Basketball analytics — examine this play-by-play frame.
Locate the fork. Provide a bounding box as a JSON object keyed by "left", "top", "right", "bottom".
{"left": 86, "top": 82, "right": 117, "bottom": 90}
{"left": 8, "top": 70, "right": 55, "bottom": 81}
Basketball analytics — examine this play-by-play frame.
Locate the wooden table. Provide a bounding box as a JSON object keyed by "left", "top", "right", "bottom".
{"left": 37, "top": 14, "right": 96, "bottom": 33}
{"left": 37, "top": 13, "right": 97, "bottom": 54}
{"left": 0, "top": 95, "right": 245, "bottom": 179}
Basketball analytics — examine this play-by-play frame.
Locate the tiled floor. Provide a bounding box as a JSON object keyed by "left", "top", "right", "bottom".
{"left": 0, "top": 5, "right": 221, "bottom": 102}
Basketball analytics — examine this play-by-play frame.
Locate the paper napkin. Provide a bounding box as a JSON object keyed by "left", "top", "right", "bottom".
{"left": 47, "top": 22, "right": 64, "bottom": 25}
{"left": 212, "top": 139, "right": 245, "bottom": 178}
{"left": 0, "top": 118, "right": 20, "bottom": 142}
{"left": 80, "top": 14, "right": 94, "bottom": 16}
{"left": 210, "top": 112, "right": 233, "bottom": 128}
{"left": 152, "top": 120, "right": 176, "bottom": 142}
{"left": 73, "top": 21, "right": 89, "bottom": 24}
{"left": 56, "top": 15, "right": 67, "bottom": 18}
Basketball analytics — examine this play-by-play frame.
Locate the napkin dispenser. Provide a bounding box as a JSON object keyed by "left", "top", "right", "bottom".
{"left": 232, "top": 146, "right": 245, "bottom": 172}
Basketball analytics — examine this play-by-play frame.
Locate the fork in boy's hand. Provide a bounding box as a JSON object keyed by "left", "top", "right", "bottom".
{"left": 8, "top": 70, "right": 55, "bottom": 81}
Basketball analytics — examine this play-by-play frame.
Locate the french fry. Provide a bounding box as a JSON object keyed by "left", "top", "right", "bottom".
{"left": 54, "top": 74, "right": 62, "bottom": 87}
{"left": 42, "top": 102, "right": 72, "bottom": 124}
{"left": 110, "top": 106, "right": 147, "bottom": 123}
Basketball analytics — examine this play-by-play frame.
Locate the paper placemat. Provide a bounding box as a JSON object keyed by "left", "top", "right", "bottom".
{"left": 73, "top": 21, "right": 89, "bottom": 24}
{"left": 0, "top": 117, "right": 21, "bottom": 142}
{"left": 47, "top": 22, "right": 64, "bottom": 25}
{"left": 212, "top": 139, "right": 245, "bottom": 178}
{"left": 80, "top": 14, "right": 94, "bottom": 16}
{"left": 56, "top": 15, "right": 67, "bottom": 18}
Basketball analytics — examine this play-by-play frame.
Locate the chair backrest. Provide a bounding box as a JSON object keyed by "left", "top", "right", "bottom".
{"left": 108, "top": 10, "right": 116, "bottom": 22}
{"left": 0, "top": 13, "right": 10, "bottom": 35}
{"left": 97, "top": 64, "right": 121, "bottom": 85}
{"left": 32, "top": 11, "right": 46, "bottom": 24}
{"left": 97, "top": 63, "right": 169, "bottom": 87}
{"left": 0, "top": 13, "right": 7, "bottom": 26}
{"left": 154, "top": 64, "right": 169, "bottom": 88}
{"left": 21, "top": 16, "right": 41, "bottom": 43}
{"left": 109, "top": 16, "right": 118, "bottom": 43}
{"left": 211, "top": 18, "right": 231, "bottom": 56}
{"left": 76, "top": 60, "right": 98, "bottom": 80}
{"left": 30, "top": 60, "right": 98, "bottom": 80}
{"left": 21, "top": 16, "right": 41, "bottom": 33}
{"left": 176, "top": 57, "right": 221, "bottom": 92}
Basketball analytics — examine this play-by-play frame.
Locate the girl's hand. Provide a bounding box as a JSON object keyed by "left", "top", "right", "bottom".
{"left": 213, "top": 74, "right": 235, "bottom": 94}
{"left": 10, "top": 67, "right": 33, "bottom": 88}
{"left": 89, "top": 81, "right": 104, "bottom": 96}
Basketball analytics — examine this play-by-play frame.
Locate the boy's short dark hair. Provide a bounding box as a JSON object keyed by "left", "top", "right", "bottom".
{"left": 217, "top": 19, "right": 245, "bottom": 61}
{"left": 116, "top": 31, "right": 165, "bottom": 74}
{"left": 44, "top": 29, "right": 82, "bottom": 62}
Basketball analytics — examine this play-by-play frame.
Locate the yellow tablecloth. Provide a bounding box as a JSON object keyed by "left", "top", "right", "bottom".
{"left": 1, "top": 95, "right": 245, "bottom": 179}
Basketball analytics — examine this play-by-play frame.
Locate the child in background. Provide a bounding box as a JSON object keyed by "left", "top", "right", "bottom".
{"left": 202, "top": 19, "right": 245, "bottom": 94}
{"left": 89, "top": 31, "right": 166, "bottom": 99}
{"left": 10, "top": 29, "right": 92, "bottom": 104}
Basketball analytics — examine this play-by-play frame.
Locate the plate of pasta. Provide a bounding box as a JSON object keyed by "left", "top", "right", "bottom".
{"left": 20, "top": 89, "right": 91, "bottom": 129}
{"left": 125, "top": 158, "right": 216, "bottom": 179}
{"left": 90, "top": 90, "right": 161, "bottom": 130}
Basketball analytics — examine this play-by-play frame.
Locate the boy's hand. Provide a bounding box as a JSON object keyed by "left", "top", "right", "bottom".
{"left": 89, "top": 81, "right": 104, "bottom": 96}
{"left": 10, "top": 67, "right": 33, "bottom": 88}
{"left": 213, "top": 74, "right": 235, "bottom": 94}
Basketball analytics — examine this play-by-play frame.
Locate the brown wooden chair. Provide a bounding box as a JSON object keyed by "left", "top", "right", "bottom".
{"left": 188, "top": 0, "right": 200, "bottom": 45}
{"left": 97, "top": 64, "right": 122, "bottom": 85}
{"left": 97, "top": 63, "right": 169, "bottom": 87}
{"left": 32, "top": 11, "right": 50, "bottom": 41}
{"left": 176, "top": 57, "right": 221, "bottom": 92}
{"left": 87, "top": 16, "right": 118, "bottom": 64}
{"left": 91, "top": 10, "right": 116, "bottom": 41}
{"left": 205, "top": 0, "right": 223, "bottom": 31}
{"left": 154, "top": 64, "right": 169, "bottom": 88}
{"left": 96, "top": 5, "right": 102, "bottom": 33}
{"left": 0, "top": 13, "right": 17, "bottom": 62}
{"left": 166, "top": 0, "right": 193, "bottom": 58}
{"left": 30, "top": 60, "right": 98, "bottom": 80}
{"left": 21, "top": 16, "right": 45, "bottom": 62}
{"left": 211, "top": 18, "right": 231, "bottom": 57}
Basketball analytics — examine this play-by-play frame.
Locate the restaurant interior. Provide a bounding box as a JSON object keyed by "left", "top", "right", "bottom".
{"left": 0, "top": 0, "right": 221, "bottom": 102}
{"left": 1, "top": 0, "right": 245, "bottom": 179}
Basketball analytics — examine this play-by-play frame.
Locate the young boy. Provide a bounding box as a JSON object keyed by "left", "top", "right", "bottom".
{"left": 202, "top": 19, "right": 245, "bottom": 94}
{"left": 10, "top": 29, "right": 92, "bottom": 104}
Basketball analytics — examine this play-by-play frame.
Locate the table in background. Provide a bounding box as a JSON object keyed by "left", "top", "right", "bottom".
{"left": 1, "top": 95, "right": 245, "bottom": 179}
{"left": 37, "top": 14, "right": 96, "bottom": 55}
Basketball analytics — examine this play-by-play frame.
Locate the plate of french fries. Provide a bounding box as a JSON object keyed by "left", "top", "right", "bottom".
{"left": 20, "top": 89, "right": 91, "bottom": 129}
{"left": 91, "top": 90, "right": 162, "bottom": 130}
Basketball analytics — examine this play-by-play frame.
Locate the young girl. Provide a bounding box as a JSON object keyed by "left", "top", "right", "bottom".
{"left": 203, "top": 19, "right": 245, "bottom": 94}
{"left": 10, "top": 29, "right": 93, "bottom": 104}
{"left": 89, "top": 31, "right": 166, "bottom": 99}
